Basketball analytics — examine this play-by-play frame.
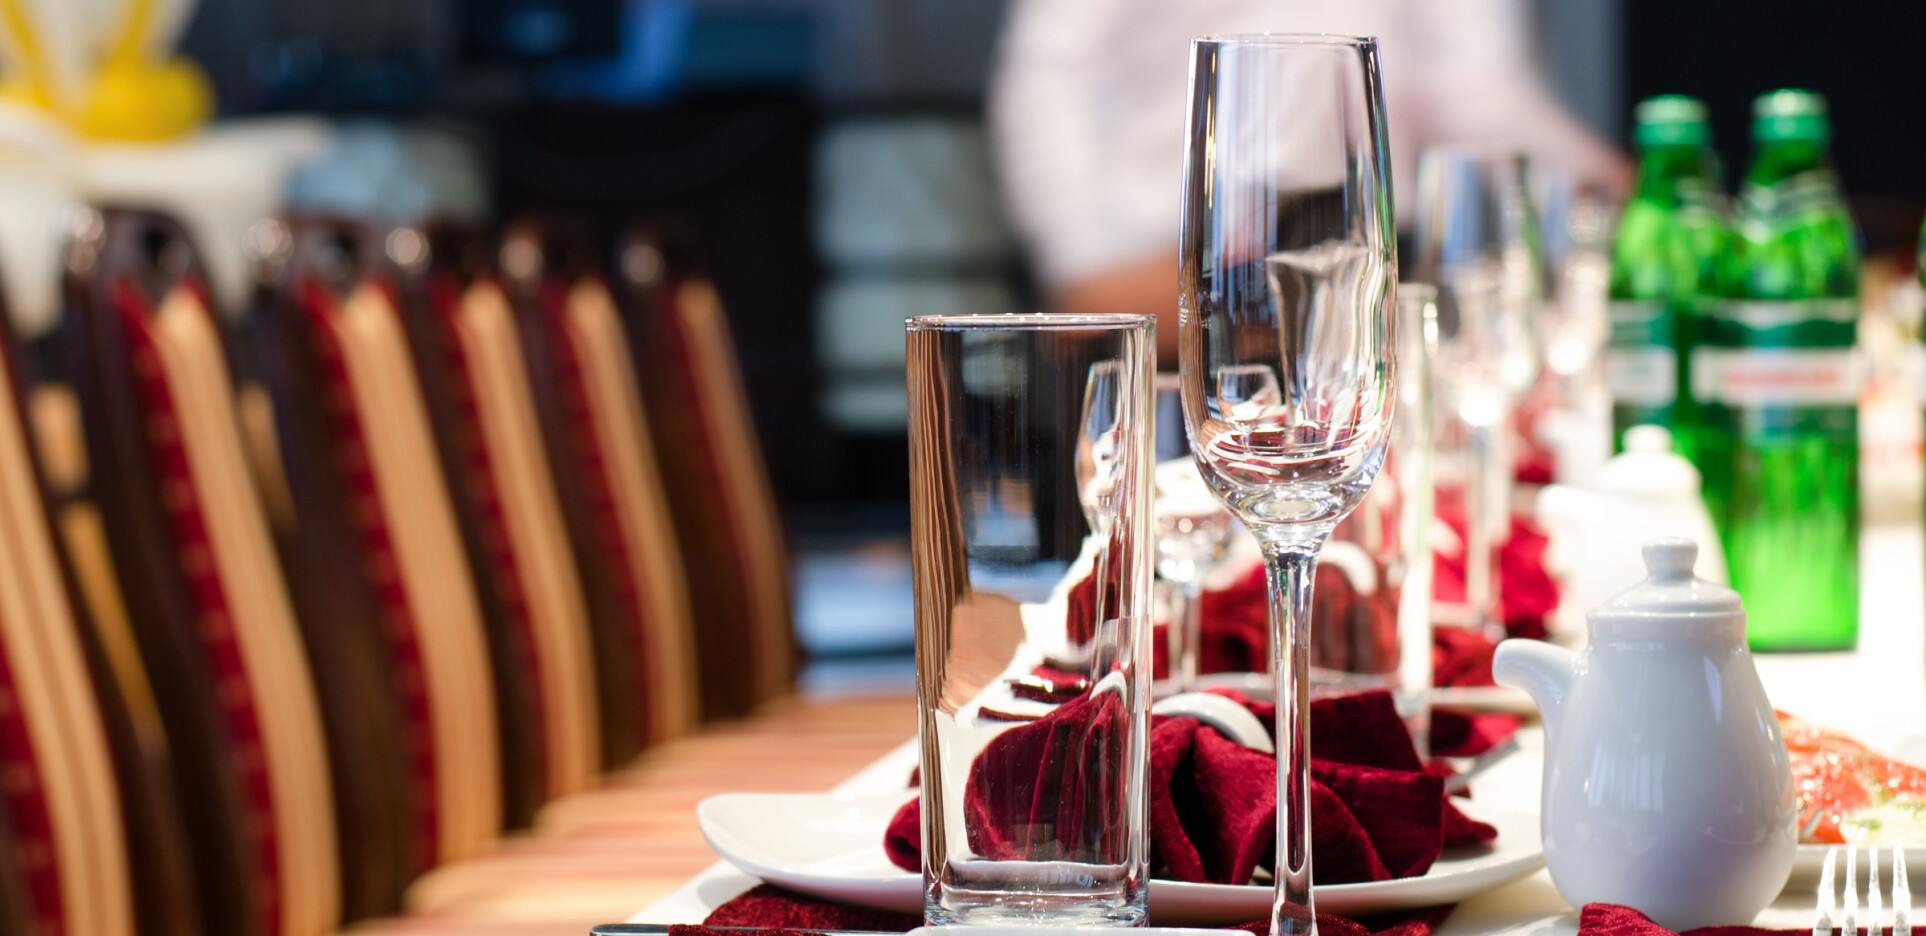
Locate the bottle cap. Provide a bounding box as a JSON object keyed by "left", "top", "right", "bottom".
{"left": 1633, "top": 95, "right": 1709, "bottom": 148}
{"left": 1752, "top": 89, "right": 1832, "bottom": 143}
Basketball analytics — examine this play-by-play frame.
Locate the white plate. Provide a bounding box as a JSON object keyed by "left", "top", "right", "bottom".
{"left": 697, "top": 790, "right": 1543, "bottom": 925}
{"left": 1152, "top": 677, "right": 1540, "bottom": 719}
{"left": 1427, "top": 686, "right": 1538, "bottom": 716}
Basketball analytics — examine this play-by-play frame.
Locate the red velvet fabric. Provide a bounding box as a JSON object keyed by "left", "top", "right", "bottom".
{"left": 1429, "top": 710, "right": 1523, "bottom": 760}
{"left": 1065, "top": 542, "right": 1128, "bottom": 647}
{"left": 695, "top": 884, "right": 1456, "bottom": 936}
{"left": 1432, "top": 507, "right": 1556, "bottom": 641}
{"left": 1149, "top": 508, "right": 1557, "bottom": 686}
{"left": 1574, "top": 903, "right": 1798, "bottom": 936}
{"left": 884, "top": 691, "right": 1495, "bottom": 886}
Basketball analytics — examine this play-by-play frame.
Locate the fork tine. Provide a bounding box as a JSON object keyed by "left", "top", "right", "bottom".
{"left": 1846, "top": 848, "right": 1860, "bottom": 936}
{"left": 1871, "top": 848, "right": 1885, "bottom": 936}
{"left": 1818, "top": 847, "right": 1838, "bottom": 936}
{"left": 1895, "top": 846, "right": 1911, "bottom": 936}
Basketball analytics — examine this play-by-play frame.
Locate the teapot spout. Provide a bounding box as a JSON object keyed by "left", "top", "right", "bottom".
{"left": 1492, "top": 638, "right": 1576, "bottom": 736}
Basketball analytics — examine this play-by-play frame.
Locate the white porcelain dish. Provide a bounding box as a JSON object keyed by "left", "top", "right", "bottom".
{"left": 696, "top": 789, "right": 1543, "bottom": 924}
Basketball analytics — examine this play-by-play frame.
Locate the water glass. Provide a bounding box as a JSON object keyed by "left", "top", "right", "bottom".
{"left": 906, "top": 313, "right": 1154, "bottom": 926}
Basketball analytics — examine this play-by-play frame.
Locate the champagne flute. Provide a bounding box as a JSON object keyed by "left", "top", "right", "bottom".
{"left": 1152, "top": 374, "right": 1235, "bottom": 692}
{"left": 1178, "top": 35, "right": 1397, "bottom": 936}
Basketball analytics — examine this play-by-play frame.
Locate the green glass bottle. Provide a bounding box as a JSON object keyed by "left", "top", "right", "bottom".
{"left": 1698, "top": 89, "right": 1861, "bottom": 651}
{"left": 1607, "top": 95, "right": 1729, "bottom": 456}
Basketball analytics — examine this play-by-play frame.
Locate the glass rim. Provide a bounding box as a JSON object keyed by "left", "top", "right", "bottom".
{"left": 905, "top": 312, "right": 1154, "bottom": 332}
{"left": 1191, "top": 32, "right": 1378, "bottom": 50}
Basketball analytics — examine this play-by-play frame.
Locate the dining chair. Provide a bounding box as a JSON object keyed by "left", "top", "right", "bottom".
{"left": 0, "top": 235, "right": 137, "bottom": 935}
{"left": 615, "top": 227, "right": 795, "bottom": 719}
{"left": 58, "top": 206, "right": 339, "bottom": 936}
{"left": 387, "top": 225, "right": 601, "bottom": 818}
{"left": 243, "top": 217, "right": 507, "bottom": 912}
{"left": 499, "top": 220, "right": 698, "bottom": 763}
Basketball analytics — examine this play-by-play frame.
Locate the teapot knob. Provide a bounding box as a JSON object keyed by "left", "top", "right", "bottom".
{"left": 1642, "top": 538, "right": 1699, "bottom": 584}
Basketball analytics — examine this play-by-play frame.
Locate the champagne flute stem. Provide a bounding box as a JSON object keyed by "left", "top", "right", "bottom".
{"left": 1263, "top": 536, "right": 1324, "bottom": 936}
{"left": 1176, "top": 578, "right": 1203, "bottom": 692}
{"left": 1464, "top": 417, "right": 1498, "bottom": 638}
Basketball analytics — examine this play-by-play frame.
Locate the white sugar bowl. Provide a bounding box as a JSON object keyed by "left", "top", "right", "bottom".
{"left": 1493, "top": 538, "right": 1795, "bottom": 929}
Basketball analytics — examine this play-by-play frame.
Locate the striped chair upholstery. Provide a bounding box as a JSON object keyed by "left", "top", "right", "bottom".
{"left": 0, "top": 266, "right": 135, "bottom": 936}
{"left": 388, "top": 230, "right": 600, "bottom": 819}
{"left": 500, "top": 223, "right": 697, "bottom": 763}
{"left": 615, "top": 229, "right": 795, "bottom": 719}
{"left": 243, "top": 218, "right": 504, "bottom": 914}
{"left": 28, "top": 380, "right": 203, "bottom": 936}
{"left": 59, "top": 208, "right": 338, "bottom": 936}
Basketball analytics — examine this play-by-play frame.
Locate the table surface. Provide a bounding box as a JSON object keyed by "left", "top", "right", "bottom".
{"left": 632, "top": 523, "right": 1926, "bottom": 933}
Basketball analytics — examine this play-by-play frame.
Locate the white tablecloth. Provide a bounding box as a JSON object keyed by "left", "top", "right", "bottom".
{"left": 634, "top": 522, "right": 1926, "bottom": 932}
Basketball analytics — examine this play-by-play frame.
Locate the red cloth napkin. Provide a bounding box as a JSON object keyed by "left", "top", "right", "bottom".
{"left": 1432, "top": 506, "right": 1556, "bottom": 641}
{"left": 884, "top": 691, "right": 1495, "bottom": 886}
{"left": 1152, "top": 508, "right": 1556, "bottom": 686}
{"left": 695, "top": 883, "right": 1454, "bottom": 936}
{"left": 1574, "top": 903, "right": 1797, "bottom": 936}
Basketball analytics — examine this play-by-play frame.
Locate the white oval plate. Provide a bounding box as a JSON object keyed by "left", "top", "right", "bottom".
{"left": 697, "top": 790, "right": 1542, "bottom": 925}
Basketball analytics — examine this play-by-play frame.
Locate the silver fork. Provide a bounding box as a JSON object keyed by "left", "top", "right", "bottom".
{"left": 1816, "top": 846, "right": 1912, "bottom": 936}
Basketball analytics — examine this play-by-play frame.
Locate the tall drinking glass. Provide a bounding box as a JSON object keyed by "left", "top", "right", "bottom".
{"left": 1178, "top": 36, "right": 1397, "bottom": 936}
{"left": 907, "top": 313, "right": 1155, "bottom": 926}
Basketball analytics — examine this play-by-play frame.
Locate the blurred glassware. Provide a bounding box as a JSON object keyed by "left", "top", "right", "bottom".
{"left": 1539, "top": 193, "right": 1616, "bottom": 488}
{"left": 1178, "top": 34, "right": 1397, "bottom": 936}
{"left": 1304, "top": 284, "right": 1439, "bottom": 754}
{"left": 1151, "top": 374, "right": 1235, "bottom": 694}
{"left": 1416, "top": 148, "right": 1544, "bottom": 640}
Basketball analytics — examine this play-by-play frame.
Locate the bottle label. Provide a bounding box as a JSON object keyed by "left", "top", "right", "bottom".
{"left": 1605, "top": 300, "right": 1675, "bottom": 406}
{"left": 1692, "top": 299, "right": 1860, "bottom": 406}
{"left": 1690, "top": 347, "right": 1863, "bottom": 405}
{"left": 1606, "top": 348, "right": 1677, "bottom": 406}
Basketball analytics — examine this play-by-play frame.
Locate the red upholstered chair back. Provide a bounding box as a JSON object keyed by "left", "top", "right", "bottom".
{"left": 58, "top": 207, "right": 338, "bottom": 936}
{"left": 389, "top": 229, "right": 601, "bottom": 816}
{"left": 500, "top": 221, "right": 698, "bottom": 763}
{"left": 616, "top": 228, "right": 795, "bottom": 719}
{"left": 0, "top": 248, "right": 135, "bottom": 936}
{"left": 242, "top": 217, "right": 505, "bottom": 914}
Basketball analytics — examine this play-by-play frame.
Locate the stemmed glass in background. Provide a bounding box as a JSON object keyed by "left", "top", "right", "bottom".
{"left": 1151, "top": 374, "right": 1235, "bottom": 692}
{"left": 1413, "top": 148, "right": 1544, "bottom": 638}
{"left": 1178, "top": 35, "right": 1398, "bottom": 936}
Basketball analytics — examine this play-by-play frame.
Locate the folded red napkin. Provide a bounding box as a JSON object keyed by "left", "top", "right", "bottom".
{"left": 1432, "top": 505, "right": 1555, "bottom": 642}
{"left": 1574, "top": 903, "right": 1796, "bottom": 936}
{"left": 1146, "top": 562, "right": 1400, "bottom": 679}
{"left": 1150, "top": 508, "right": 1556, "bottom": 686}
{"left": 884, "top": 690, "right": 1495, "bottom": 886}
{"left": 696, "top": 883, "right": 1456, "bottom": 936}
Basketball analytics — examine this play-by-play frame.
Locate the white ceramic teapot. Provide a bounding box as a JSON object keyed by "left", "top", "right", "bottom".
{"left": 1492, "top": 538, "right": 1794, "bottom": 930}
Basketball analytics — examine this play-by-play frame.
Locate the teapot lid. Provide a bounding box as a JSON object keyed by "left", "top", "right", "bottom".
{"left": 1591, "top": 538, "right": 1743, "bottom": 621}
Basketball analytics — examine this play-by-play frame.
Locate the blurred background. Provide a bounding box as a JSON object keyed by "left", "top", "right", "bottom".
{"left": 9, "top": 0, "right": 1926, "bottom": 677}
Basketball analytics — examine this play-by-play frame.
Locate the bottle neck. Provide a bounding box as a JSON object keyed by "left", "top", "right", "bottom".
{"left": 1745, "top": 137, "right": 1831, "bottom": 187}
{"left": 1631, "top": 143, "right": 1714, "bottom": 203}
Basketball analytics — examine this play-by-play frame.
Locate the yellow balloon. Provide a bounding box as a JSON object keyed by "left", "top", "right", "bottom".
{"left": 76, "top": 58, "right": 213, "bottom": 141}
